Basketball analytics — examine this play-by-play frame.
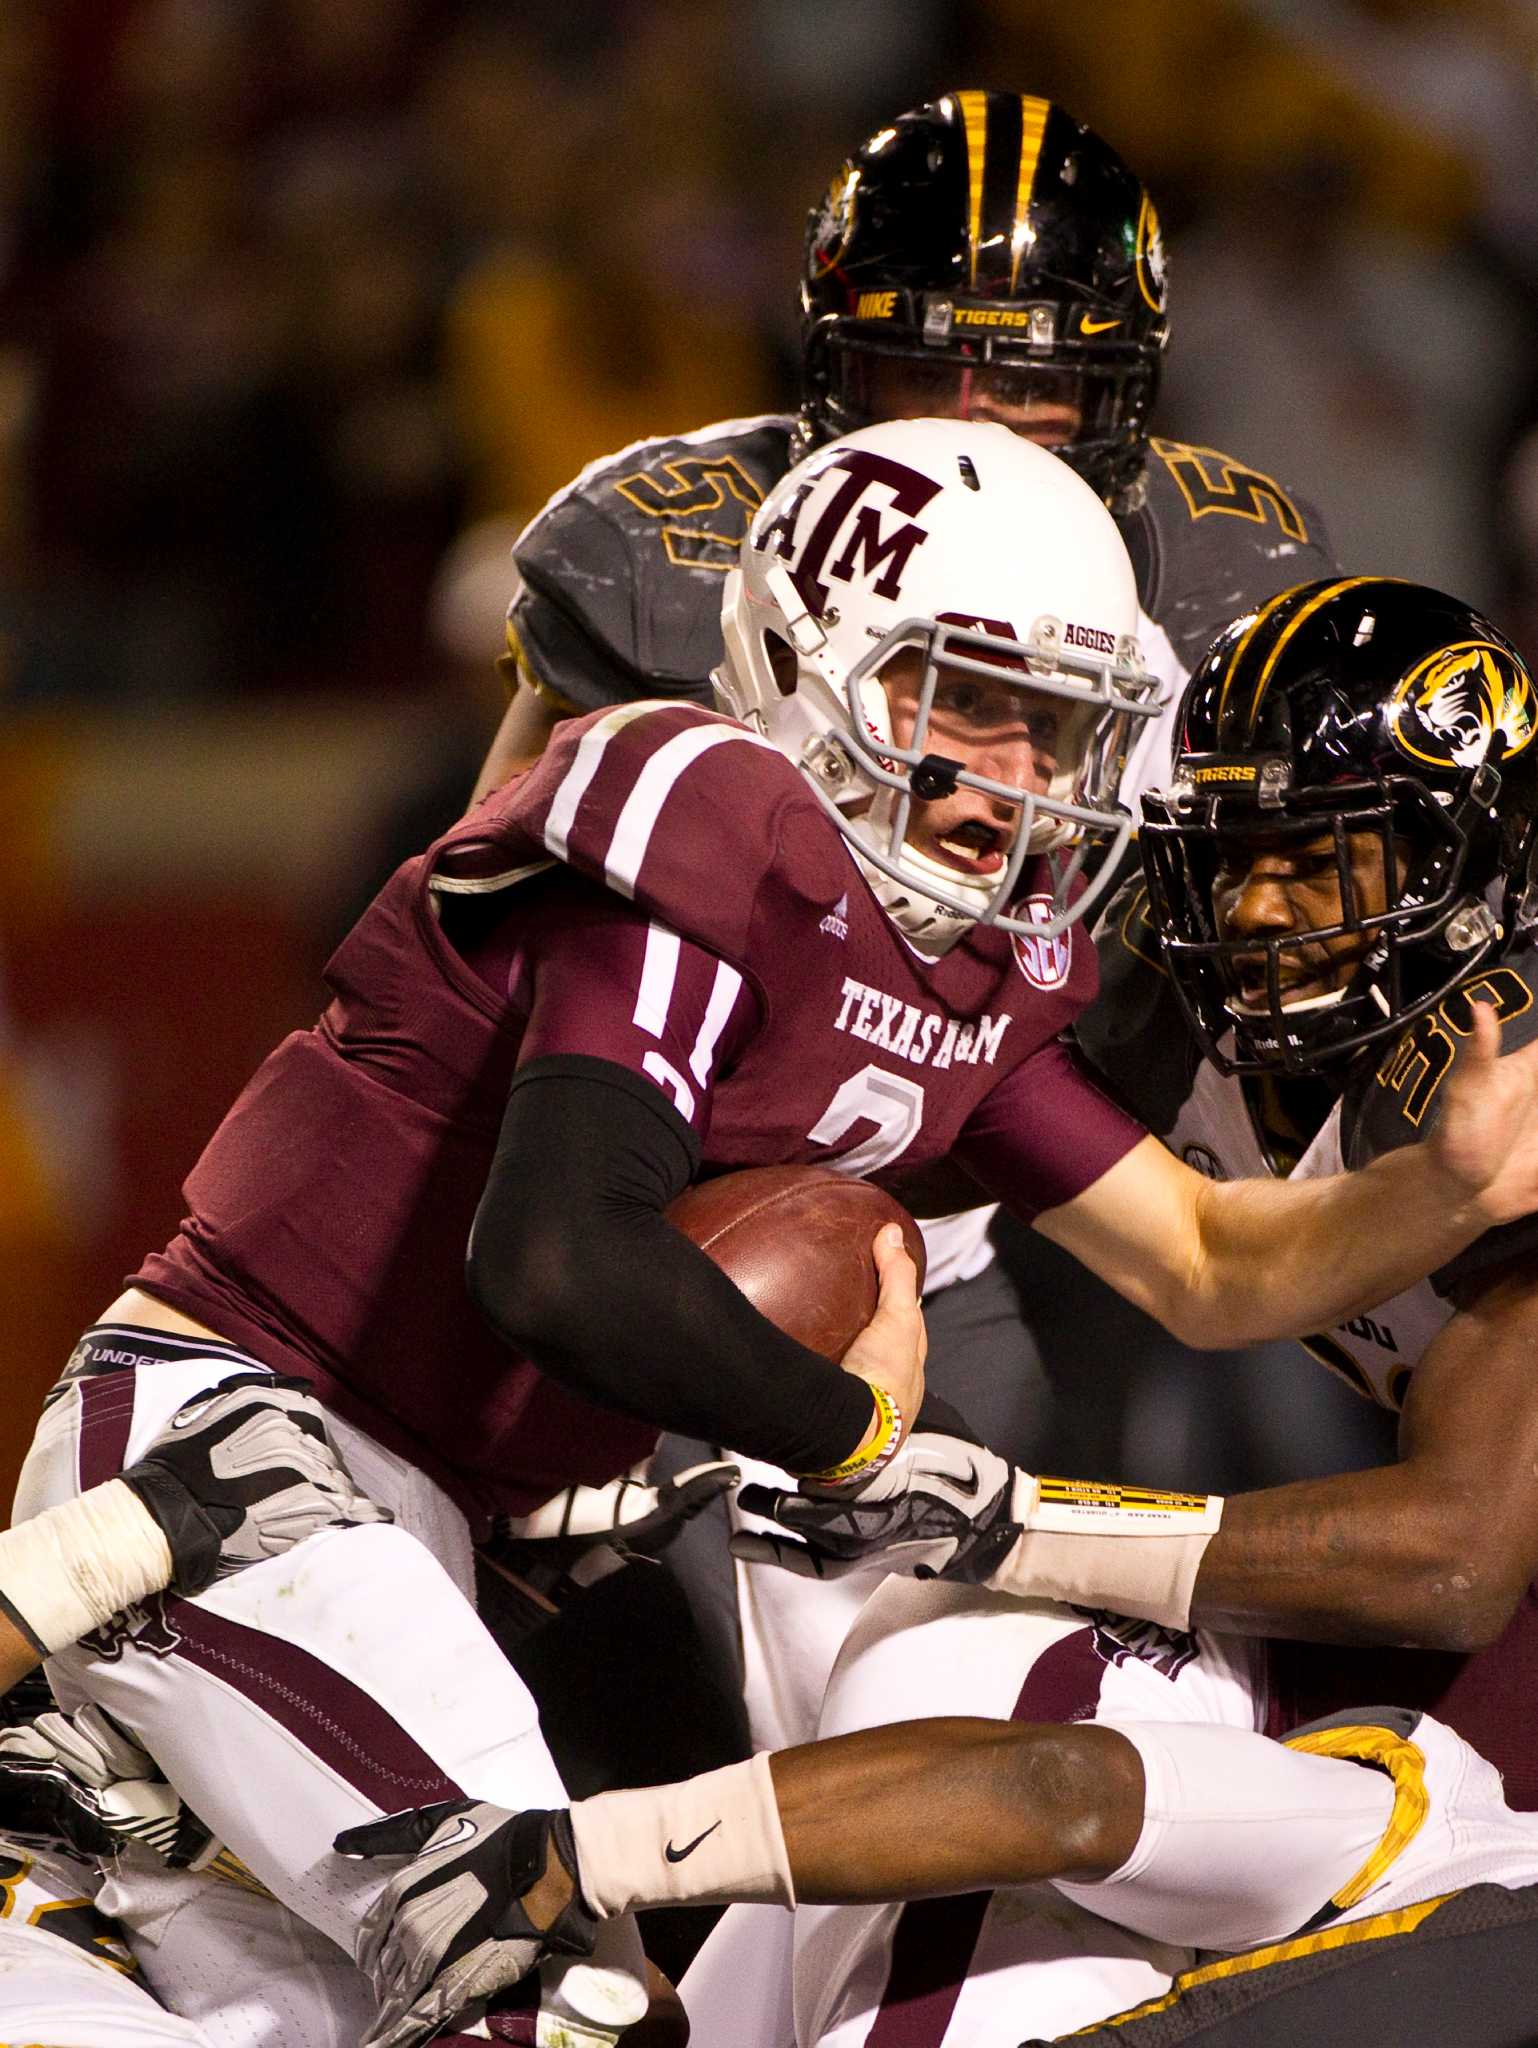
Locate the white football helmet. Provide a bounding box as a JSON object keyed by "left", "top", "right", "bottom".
{"left": 717, "top": 418, "right": 1159, "bottom": 950}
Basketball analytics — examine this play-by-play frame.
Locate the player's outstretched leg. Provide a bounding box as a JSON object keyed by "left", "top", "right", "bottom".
{"left": 14, "top": 1332, "right": 640, "bottom": 2044}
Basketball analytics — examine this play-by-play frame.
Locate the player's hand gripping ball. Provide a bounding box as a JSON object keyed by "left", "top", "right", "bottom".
{"left": 664, "top": 1165, "right": 925, "bottom": 1361}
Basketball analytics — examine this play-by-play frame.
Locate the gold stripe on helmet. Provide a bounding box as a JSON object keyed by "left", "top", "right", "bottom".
{"left": 1214, "top": 586, "right": 1299, "bottom": 736}
{"left": 1010, "top": 96, "right": 1052, "bottom": 291}
{"left": 957, "top": 90, "right": 990, "bottom": 288}
{"left": 1245, "top": 576, "right": 1403, "bottom": 739}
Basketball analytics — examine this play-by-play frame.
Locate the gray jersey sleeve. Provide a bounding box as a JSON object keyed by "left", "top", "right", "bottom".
{"left": 1343, "top": 954, "right": 1538, "bottom": 1300}
{"left": 507, "top": 415, "right": 795, "bottom": 714}
{"left": 1123, "top": 436, "right": 1340, "bottom": 674}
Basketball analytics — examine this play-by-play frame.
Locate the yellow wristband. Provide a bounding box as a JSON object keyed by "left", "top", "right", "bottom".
{"left": 795, "top": 1385, "right": 902, "bottom": 1487}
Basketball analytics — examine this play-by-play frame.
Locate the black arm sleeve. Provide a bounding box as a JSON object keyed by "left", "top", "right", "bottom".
{"left": 466, "top": 1056, "right": 877, "bottom": 1473}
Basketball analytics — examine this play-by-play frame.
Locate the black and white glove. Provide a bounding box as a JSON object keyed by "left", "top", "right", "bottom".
{"left": 0, "top": 1703, "right": 216, "bottom": 1867}
{"left": 121, "top": 1374, "right": 392, "bottom": 1595}
{"left": 478, "top": 1459, "right": 738, "bottom": 1627}
{"left": 335, "top": 1797, "right": 596, "bottom": 2048}
{"left": 730, "top": 1433, "right": 1024, "bottom": 1583}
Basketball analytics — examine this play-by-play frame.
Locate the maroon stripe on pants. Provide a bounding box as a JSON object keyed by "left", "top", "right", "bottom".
{"left": 864, "top": 1626, "right": 1108, "bottom": 2048}
{"left": 76, "top": 1374, "right": 138, "bottom": 1489}
{"left": 163, "top": 1596, "right": 462, "bottom": 1810}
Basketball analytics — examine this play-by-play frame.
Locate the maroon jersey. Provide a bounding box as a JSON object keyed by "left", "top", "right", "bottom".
{"left": 137, "top": 702, "right": 1142, "bottom": 1527}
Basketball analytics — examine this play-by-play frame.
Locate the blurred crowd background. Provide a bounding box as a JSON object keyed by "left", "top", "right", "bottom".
{"left": 1, "top": 0, "right": 1535, "bottom": 1491}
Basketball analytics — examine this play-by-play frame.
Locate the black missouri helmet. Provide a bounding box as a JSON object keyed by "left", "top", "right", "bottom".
{"left": 1140, "top": 578, "right": 1538, "bottom": 1073}
{"left": 798, "top": 90, "right": 1169, "bottom": 506}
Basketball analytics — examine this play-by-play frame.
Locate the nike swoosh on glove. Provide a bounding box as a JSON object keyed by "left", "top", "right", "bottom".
{"left": 730, "top": 1432, "right": 1025, "bottom": 1582}
{"left": 335, "top": 1798, "right": 598, "bottom": 2048}
{"left": 121, "top": 1374, "right": 392, "bottom": 1594}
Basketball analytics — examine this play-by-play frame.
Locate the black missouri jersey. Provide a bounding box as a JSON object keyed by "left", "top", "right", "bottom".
{"left": 507, "top": 419, "right": 1338, "bottom": 716}
{"left": 1123, "top": 437, "right": 1336, "bottom": 675}
{"left": 1080, "top": 883, "right": 1538, "bottom": 1412}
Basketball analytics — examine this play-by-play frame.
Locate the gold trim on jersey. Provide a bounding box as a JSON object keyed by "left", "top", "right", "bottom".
{"left": 27, "top": 1896, "right": 137, "bottom": 1976}
{"left": 1063, "top": 1890, "right": 1452, "bottom": 2035}
{"left": 956, "top": 92, "right": 990, "bottom": 288}
{"left": 1010, "top": 96, "right": 1051, "bottom": 290}
{"left": 1282, "top": 1722, "right": 1430, "bottom": 1911}
{"left": 1148, "top": 439, "right": 1310, "bottom": 542}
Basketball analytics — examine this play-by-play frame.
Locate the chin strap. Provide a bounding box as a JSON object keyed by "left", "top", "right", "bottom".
{"left": 853, "top": 845, "right": 979, "bottom": 955}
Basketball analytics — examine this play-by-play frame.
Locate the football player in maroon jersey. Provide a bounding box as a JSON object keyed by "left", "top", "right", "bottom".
{"left": 15, "top": 438, "right": 1538, "bottom": 2048}
{"left": 468, "top": 93, "right": 1349, "bottom": 1809}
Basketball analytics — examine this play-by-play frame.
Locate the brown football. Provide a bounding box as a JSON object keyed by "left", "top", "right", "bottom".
{"left": 666, "top": 1165, "right": 926, "bottom": 1362}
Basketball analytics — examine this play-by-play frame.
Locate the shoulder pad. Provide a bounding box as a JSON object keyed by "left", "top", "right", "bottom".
{"left": 1078, "top": 878, "right": 1201, "bottom": 1134}
{"left": 442, "top": 702, "right": 831, "bottom": 966}
{"left": 510, "top": 416, "right": 796, "bottom": 708}
{"left": 1121, "top": 438, "right": 1340, "bottom": 673}
{"left": 1345, "top": 954, "right": 1538, "bottom": 1299}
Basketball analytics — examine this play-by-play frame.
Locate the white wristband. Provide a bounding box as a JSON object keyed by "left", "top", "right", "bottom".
{"left": 0, "top": 1482, "right": 175, "bottom": 1656}
{"left": 987, "top": 1473, "right": 1224, "bottom": 1632}
{"left": 567, "top": 1751, "right": 794, "bottom": 1917}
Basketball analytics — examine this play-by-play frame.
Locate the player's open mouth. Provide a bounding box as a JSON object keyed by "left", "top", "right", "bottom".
{"left": 1231, "top": 959, "right": 1341, "bottom": 1012}
{"left": 931, "top": 820, "right": 1009, "bottom": 876}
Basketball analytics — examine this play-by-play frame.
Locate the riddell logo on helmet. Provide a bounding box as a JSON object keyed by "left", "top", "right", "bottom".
{"left": 1064, "top": 622, "right": 1116, "bottom": 655}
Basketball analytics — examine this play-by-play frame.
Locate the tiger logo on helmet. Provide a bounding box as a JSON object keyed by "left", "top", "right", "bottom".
{"left": 1388, "top": 641, "right": 1537, "bottom": 772}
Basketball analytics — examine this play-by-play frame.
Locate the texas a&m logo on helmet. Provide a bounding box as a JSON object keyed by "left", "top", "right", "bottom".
{"left": 754, "top": 441, "right": 939, "bottom": 613}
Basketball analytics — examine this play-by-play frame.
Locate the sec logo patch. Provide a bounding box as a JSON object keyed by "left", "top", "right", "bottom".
{"left": 1011, "top": 896, "right": 1072, "bottom": 990}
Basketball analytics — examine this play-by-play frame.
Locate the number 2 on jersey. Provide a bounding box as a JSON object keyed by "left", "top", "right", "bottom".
{"left": 808, "top": 1065, "right": 925, "bottom": 1174}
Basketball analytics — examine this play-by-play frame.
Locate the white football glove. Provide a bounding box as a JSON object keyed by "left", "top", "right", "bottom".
{"left": 732, "top": 1440, "right": 1225, "bottom": 1632}
{"left": 0, "top": 1703, "right": 221, "bottom": 1870}
{"left": 123, "top": 1373, "right": 392, "bottom": 1593}
{"left": 336, "top": 1797, "right": 598, "bottom": 2048}
{"left": 479, "top": 1459, "right": 738, "bottom": 1627}
{"left": 730, "top": 1432, "right": 1024, "bottom": 1583}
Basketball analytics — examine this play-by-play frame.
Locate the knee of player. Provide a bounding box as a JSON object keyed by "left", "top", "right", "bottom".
{"left": 1002, "top": 1723, "right": 1145, "bottom": 1881}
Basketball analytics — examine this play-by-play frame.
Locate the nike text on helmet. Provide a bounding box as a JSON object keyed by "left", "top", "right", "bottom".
{"left": 716, "top": 418, "right": 1159, "bottom": 951}
{"left": 798, "top": 91, "right": 1169, "bottom": 508}
{"left": 1140, "top": 577, "right": 1538, "bottom": 1074}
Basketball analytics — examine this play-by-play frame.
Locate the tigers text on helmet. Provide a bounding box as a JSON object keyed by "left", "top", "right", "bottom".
{"left": 799, "top": 91, "right": 1169, "bottom": 508}
{"left": 1140, "top": 578, "right": 1538, "bottom": 1075}
{"left": 715, "top": 418, "right": 1159, "bottom": 953}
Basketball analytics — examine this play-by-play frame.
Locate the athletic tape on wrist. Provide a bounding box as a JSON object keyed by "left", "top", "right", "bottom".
{"left": 988, "top": 1473, "right": 1224, "bottom": 1632}
{"left": 567, "top": 1751, "right": 794, "bottom": 1917}
{"left": 0, "top": 1482, "right": 175, "bottom": 1656}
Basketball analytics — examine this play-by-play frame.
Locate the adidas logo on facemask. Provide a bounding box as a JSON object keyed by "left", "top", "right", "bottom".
{"left": 820, "top": 894, "right": 850, "bottom": 940}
